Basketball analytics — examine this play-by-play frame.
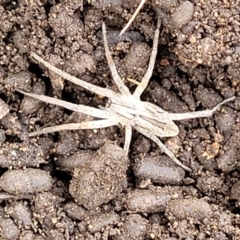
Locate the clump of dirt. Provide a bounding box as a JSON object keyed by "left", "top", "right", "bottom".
{"left": 0, "top": 0, "right": 239, "bottom": 239}
{"left": 69, "top": 142, "right": 128, "bottom": 209}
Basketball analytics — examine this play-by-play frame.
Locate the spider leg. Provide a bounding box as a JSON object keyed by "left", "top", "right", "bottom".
{"left": 30, "top": 52, "right": 121, "bottom": 101}
{"left": 133, "top": 18, "right": 161, "bottom": 98}
{"left": 102, "top": 23, "right": 131, "bottom": 96}
{"left": 120, "top": 0, "right": 147, "bottom": 36}
{"left": 135, "top": 125, "right": 192, "bottom": 172}
{"left": 167, "top": 96, "right": 236, "bottom": 121}
{"left": 124, "top": 125, "right": 132, "bottom": 153}
{"left": 29, "top": 119, "right": 118, "bottom": 137}
{"left": 17, "top": 90, "right": 113, "bottom": 119}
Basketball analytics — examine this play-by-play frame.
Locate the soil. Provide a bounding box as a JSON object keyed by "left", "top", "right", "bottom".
{"left": 0, "top": 0, "right": 240, "bottom": 239}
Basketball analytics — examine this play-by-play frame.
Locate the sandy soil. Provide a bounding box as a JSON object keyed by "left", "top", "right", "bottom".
{"left": 0, "top": 0, "right": 240, "bottom": 239}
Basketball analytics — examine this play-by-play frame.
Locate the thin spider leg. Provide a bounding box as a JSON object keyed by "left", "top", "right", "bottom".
{"left": 17, "top": 90, "right": 113, "bottom": 119}
{"left": 133, "top": 18, "right": 161, "bottom": 98}
{"left": 29, "top": 119, "right": 118, "bottom": 137}
{"left": 102, "top": 23, "right": 131, "bottom": 96}
{"left": 120, "top": 0, "right": 147, "bottom": 36}
{"left": 30, "top": 52, "right": 121, "bottom": 101}
{"left": 124, "top": 125, "right": 132, "bottom": 153}
{"left": 135, "top": 125, "right": 192, "bottom": 172}
{"left": 167, "top": 96, "right": 236, "bottom": 121}
{"left": 107, "top": 108, "right": 135, "bottom": 130}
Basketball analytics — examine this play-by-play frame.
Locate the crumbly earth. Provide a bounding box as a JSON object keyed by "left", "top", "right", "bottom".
{"left": 0, "top": 0, "right": 240, "bottom": 239}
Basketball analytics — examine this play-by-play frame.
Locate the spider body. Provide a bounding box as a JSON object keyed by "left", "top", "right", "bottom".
{"left": 18, "top": 18, "right": 235, "bottom": 172}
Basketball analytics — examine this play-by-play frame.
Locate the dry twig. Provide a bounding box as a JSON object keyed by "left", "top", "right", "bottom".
{"left": 120, "top": 0, "right": 147, "bottom": 35}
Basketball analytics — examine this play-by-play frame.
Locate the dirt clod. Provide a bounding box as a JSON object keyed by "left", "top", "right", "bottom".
{"left": 10, "top": 202, "right": 33, "bottom": 229}
{"left": 0, "top": 169, "right": 52, "bottom": 194}
{"left": 0, "top": 216, "right": 20, "bottom": 240}
{"left": 166, "top": 198, "right": 212, "bottom": 221}
{"left": 171, "top": 1, "right": 194, "bottom": 29}
{"left": 125, "top": 187, "right": 183, "bottom": 213}
{"left": 86, "top": 212, "right": 119, "bottom": 233}
{"left": 134, "top": 155, "right": 185, "bottom": 185}
{"left": 114, "top": 214, "right": 147, "bottom": 240}
{"left": 0, "top": 142, "right": 46, "bottom": 168}
{"left": 69, "top": 142, "right": 128, "bottom": 209}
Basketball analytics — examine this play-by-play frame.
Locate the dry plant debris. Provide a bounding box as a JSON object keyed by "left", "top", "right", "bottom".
{"left": 120, "top": 0, "right": 147, "bottom": 35}
{"left": 0, "top": 98, "right": 10, "bottom": 120}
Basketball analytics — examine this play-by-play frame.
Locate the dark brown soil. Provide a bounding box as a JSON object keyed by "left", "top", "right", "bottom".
{"left": 0, "top": 0, "right": 240, "bottom": 239}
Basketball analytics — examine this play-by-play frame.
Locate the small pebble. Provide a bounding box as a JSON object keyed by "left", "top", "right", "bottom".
{"left": 0, "top": 169, "right": 52, "bottom": 195}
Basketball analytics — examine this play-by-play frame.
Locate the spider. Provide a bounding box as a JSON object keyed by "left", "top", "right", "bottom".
{"left": 17, "top": 18, "right": 235, "bottom": 172}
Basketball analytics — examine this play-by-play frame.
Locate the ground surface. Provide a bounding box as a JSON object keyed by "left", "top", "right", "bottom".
{"left": 0, "top": 0, "right": 240, "bottom": 239}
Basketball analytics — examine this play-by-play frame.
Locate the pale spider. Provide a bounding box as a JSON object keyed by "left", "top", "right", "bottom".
{"left": 18, "top": 18, "right": 235, "bottom": 172}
